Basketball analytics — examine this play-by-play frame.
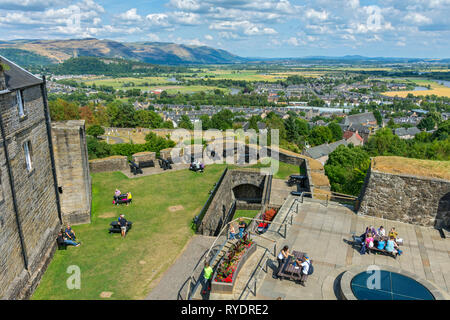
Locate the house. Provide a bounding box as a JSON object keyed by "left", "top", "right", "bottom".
{"left": 242, "top": 121, "right": 267, "bottom": 133}
{"left": 302, "top": 140, "right": 348, "bottom": 165}
{"left": 343, "top": 130, "right": 364, "bottom": 146}
{"left": 394, "top": 127, "right": 421, "bottom": 140}
{"left": 346, "top": 123, "right": 372, "bottom": 143}
{"left": 343, "top": 112, "right": 377, "bottom": 127}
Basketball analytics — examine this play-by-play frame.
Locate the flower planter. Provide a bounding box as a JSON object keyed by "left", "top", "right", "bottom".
{"left": 211, "top": 240, "right": 257, "bottom": 294}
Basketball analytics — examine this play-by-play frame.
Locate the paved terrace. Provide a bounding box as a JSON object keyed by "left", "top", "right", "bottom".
{"left": 146, "top": 195, "right": 450, "bottom": 300}
{"left": 212, "top": 196, "right": 450, "bottom": 300}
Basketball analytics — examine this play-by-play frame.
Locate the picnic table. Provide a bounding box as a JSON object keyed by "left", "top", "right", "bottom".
{"left": 277, "top": 250, "right": 306, "bottom": 280}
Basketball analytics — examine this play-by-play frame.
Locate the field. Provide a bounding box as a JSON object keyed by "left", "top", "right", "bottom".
{"left": 382, "top": 78, "right": 450, "bottom": 98}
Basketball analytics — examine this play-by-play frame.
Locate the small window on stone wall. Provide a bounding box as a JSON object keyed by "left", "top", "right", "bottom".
{"left": 23, "top": 141, "right": 33, "bottom": 172}
{"left": 16, "top": 89, "right": 25, "bottom": 118}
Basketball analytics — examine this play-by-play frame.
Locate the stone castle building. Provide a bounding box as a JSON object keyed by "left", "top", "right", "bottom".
{"left": 0, "top": 56, "right": 91, "bottom": 299}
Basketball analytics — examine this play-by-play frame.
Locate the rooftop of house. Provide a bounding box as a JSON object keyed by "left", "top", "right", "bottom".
{"left": 394, "top": 127, "right": 421, "bottom": 137}
{"left": 343, "top": 112, "right": 376, "bottom": 126}
{"left": 0, "top": 55, "right": 43, "bottom": 91}
{"left": 303, "top": 139, "right": 348, "bottom": 159}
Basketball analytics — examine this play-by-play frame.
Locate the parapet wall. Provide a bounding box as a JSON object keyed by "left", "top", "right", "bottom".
{"left": 358, "top": 167, "right": 450, "bottom": 228}
{"left": 198, "top": 169, "right": 268, "bottom": 236}
{"left": 89, "top": 156, "right": 128, "bottom": 173}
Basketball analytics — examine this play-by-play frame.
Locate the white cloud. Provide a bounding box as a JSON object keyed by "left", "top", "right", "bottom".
{"left": 305, "top": 8, "right": 329, "bottom": 21}
{"left": 403, "top": 12, "right": 432, "bottom": 25}
{"left": 146, "top": 13, "right": 171, "bottom": 27}
{"left": 147, "top": 33, "right": 161, "bottom": 41}
{"left": 210, "top": 20, "right": 277, "bottom": 36}
{"left": 204, "top": 34, "right": 213, "bottom": 40}
{"left": 117, "top": 8, "right": 143, "bottom": 22}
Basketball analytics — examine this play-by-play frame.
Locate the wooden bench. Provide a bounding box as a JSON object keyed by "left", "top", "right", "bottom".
{"left": 368, "top": 246, "right": 398, "bottom": 259}
{"left": 277, "top": 250, "right": 305, "bottom": 280}
{"left": 109, "top": 221, "right": 133, "bottom": 234}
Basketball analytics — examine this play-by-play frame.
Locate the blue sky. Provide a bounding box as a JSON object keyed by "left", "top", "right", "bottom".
{"left": 0, "top": 0, "right": 449, "bottom": 58}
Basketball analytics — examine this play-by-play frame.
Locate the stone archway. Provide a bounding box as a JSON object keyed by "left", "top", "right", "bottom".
{"left": 435, "top": 192, "right": 450, "bottom": 231}
{"left": 232, "top": 184, "right": 263, "bottom": 202}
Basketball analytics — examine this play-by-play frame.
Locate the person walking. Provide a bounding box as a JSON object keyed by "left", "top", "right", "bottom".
{"left": 201, "top": 261, "right": 214, "bottom": 295}
{"left": 118, "top": 214, "right": 128, "bottom": 238}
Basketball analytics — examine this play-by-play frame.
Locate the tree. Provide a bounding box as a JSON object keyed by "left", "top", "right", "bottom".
{"left": 86, "top": 125, "right": 105, "bottom": 139}
{"left": 135, "top": 110, "right": 163, "bottom": 128}
{"left": 211, "top": 109, "right": 234, "bottom": 130}
{"left": 284, "top": 116, "right": 299, "bottom": 143}
{"left": 295, "top": 118, "right": 309, "bottom": 136}
{"left": 178, "top": 115, "right": 194, "bottom": 130}
{"left": 417, "top": 116, "right": 435, "bottom": 131}
{"left": 328, "top": 122, "right": 343, "bottom": 142}
{"left": 49, "top": 98, "right": 80, "bottom": 121}
{"left": 308, "top": 126, "right": 333, "bottom": 146}
{"left": 373, "top": 110, "right": 382, "bottom": 126}
{"left": 324, "top": 145, "right": 371, "bottom": 196}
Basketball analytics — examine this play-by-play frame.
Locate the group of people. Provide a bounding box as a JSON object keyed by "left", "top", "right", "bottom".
{"left": 228, "top": 218, "right": 248, "bottom": 240}
{"left": 356, "top": 225, "right": 403, "bottom": 256}
{"left": 114, "top": 188, "right": 132, "bottom": 206}
{"left": 275, "top": 245, "right": 313, "bottom": 287}
{"left": 190, "top": 159, "right": 205, "bottom": 172}
{"left": 57, "top": 224, "right": 81, "bottom": 247}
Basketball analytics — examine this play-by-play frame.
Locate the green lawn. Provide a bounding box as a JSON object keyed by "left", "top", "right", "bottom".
{"left": 232, "top": 210, "right": 260, "bottom": 226}
{"left": 32, "top": 165, "right": 227, "bottom": 300}
{"left": 31, "top": 159, "right": 300, "bottom": 300}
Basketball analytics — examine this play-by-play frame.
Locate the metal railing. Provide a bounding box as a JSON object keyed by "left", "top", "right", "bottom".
{"left": 185, "top": 209, "right": 302, "bottom": 300}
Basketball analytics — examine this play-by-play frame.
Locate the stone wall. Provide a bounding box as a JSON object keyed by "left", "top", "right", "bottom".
{"left": 89, "top": 156, "right": 128, "bottom": 173}
{"left": 358, "top": 167, "right": 450, "bottom": 228}
{"left": 52, "top": 120, "right": 91, "bottom": 225}
{"left": 198, "top": 169, "right": 268, "bottom": 236}
{"left": 0, "top": 83, "right": 61, "bottom": 299}
{"left": 132, "top": 151, "right": 156, "bottom": 164}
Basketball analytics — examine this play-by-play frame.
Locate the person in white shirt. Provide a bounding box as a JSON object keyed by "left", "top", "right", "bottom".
{"left": 296, "top": 256, "right": 313, "bottom": 287}
{"left": 275, "top": 246, "right": 290, "bottom": 279}
{"left": 378, "top": 226, "right": 386, "bottom": 237}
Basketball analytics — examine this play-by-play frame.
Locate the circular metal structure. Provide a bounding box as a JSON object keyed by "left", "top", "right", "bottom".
{"left": 340, "top": 265, "right": 448, "bottom": 300}
{"left": 351, "top": 270, "right": 434, "bottom": 300}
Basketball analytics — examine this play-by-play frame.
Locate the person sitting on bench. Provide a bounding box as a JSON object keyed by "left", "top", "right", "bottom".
{"left": 114, "top": 188, "right": 121, "bottom": 204}
{"left": 118, "top": 214, "right": 128, "bottom": 238}
{"left": 126, "top": 192, "right": 132, "bottom": 206}
{"left": 229, "top": 224, "right": 237, "bottom": 240}
{"left": 377, "top": 238, "right": 386, "bottom": 250}
{"left": 385, "top": 236, "right": 402, "bottom": 256}
{"left": 58, "top": 230, "right": 80, "bottom": 247}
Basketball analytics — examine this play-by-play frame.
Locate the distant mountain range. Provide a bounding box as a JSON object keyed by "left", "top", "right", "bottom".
{"left": 0, "top": 38, "right": 448, "bottom": 66}
{"left": 0, "top": 38, "right": 245, "bottom": 65}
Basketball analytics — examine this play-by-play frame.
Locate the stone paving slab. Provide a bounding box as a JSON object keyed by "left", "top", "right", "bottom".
{"left": 243, "top": 197, "right": 450, "bottom": 300}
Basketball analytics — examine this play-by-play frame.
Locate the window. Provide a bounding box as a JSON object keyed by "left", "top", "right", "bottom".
{"left": 17, "top": 90, "right": 25, "bottom": 117}
{"left": 23, "top": 141, "right": 33, "bottom": 172}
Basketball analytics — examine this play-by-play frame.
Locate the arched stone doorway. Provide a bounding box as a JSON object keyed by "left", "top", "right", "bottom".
{"left": 232, "top": 184, "right": 263, "bottom": 203}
